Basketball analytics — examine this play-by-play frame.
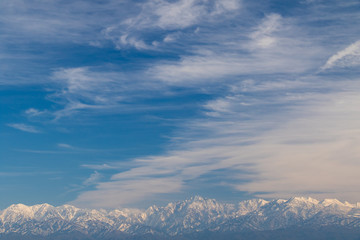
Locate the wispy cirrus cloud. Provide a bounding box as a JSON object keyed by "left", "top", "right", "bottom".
{"left": 0, "top": 0, "right": 132, "bottom": 86}
{"left": 47, "top": 67, "right": 160, "bottom": 119}
{"left": 149, "top": 13, "right": 323, "bottom": 84}
{"left": 249, "top": 13, "right": 282, "bottom": 49}
{"left": 57, "top": 143, "right": 74, "bottom": 149}
{"left": 81, "top": 164, "right": 118, "bottom": 170}
{"left": 7, "top": 123, "right": 40, "bottom": 133}
{"left": 83, "top": 171, "right": 102, "bottom": 186}
{"left": 0, "top": 0, "right": 132, "bottom": 45}
{"left": 321, "top": 40, "right": 360, "bottom": 70}
{"left": 102, "top": 0, "right": 241, "bottom": 50}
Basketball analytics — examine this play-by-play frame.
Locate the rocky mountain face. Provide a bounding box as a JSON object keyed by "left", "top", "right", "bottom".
{"left": 1, "top": 196, "right": 360, "bottom": 239}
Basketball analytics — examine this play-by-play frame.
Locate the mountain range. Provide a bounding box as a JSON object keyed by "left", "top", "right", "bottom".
{"left": 1, "top": 196, "right": 360, "bottom": 239}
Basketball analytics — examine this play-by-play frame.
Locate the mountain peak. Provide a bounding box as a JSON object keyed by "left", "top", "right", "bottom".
{"left": 320, "top": 198, "right": 344, "bottom": 206}
{"left": 287, "top": 196, "right": 319, "bottom": 205}
{"left": 8, "top": 203, "right": 29, "bottom": 209}
{"left": 190, "top": 195, "right": 206, "bottom": 201}
{"left": 5, "top": 203, "right": 33, "bottom": 214}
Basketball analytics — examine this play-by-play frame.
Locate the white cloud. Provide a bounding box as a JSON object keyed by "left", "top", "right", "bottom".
{"left": 321, "top": 40, "right": 360, "bottom": 70}
{"left": 194, "top": 87, "right": 360, "bottom": 202}
{"left": 235, "top": 92, "right": 360, "bottom": 201}
{"left": 102, "top": 0, "right": 241, "bottom": 49}
{"left": 57, "top": 143, "right": 74, "bottom": 149}
{"left": 53, "top": 67, "right": 115, "bottom": 95}
{"left": 249, "top": 14, "right": 282, "bottom": 49}
{"left": 49, "top": 67, "right": 128, "bottom": 119}
{"left": 25, "top": 108, "right": 43, "bottom": 117}
{"left": 83, "top": 171, "right": 102, "bottom": 186}
{"left": 102, "top": 26, "right": 151, "bottom": 50}
{"left": 203, "top": 95, "right": 251, "bottom": 117}
{"left": 149, "top": 49, "right": 317, "bottom": 84}
{"left": 73, "top": 177, "right": 182, "bottom": 208}
{"left": 0, "top": 0, "right": 134, "bottom": 45}
{"left": 213, "top": 0, "right": 240, "bottom": 13}
{"left": 71, "top": 77, "right": 360, "bottom": 207}
{"left": 145, "top": 0, "right": 240, "bottom": 29}
{"left": 28, "top": 66, "right": 172, "bottom": 120}
{"left": 118, "top": 34, "right": 148, "bottom": 50}
{"left": 7, "top": 123, "right": 40, "bottom": 133}
{"left": 148, "top": 14, "right": 324, "bottom": 84}
{"left": 155, "top": 0, "right": 206, "bottom": 29}
{"left": 81, "top": 164, "right": 116, "bottom": 170}
{"left": 163, "top": 32, "right": 180, "bottom": 42}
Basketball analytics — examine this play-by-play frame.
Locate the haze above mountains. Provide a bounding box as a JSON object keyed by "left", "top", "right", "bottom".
{"left": 1, "top": 196, "right": 360, "bottom": 240}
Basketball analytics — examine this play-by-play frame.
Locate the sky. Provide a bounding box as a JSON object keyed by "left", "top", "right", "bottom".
{"left": 1, "top": 0, "right": 360, "bottom": 209}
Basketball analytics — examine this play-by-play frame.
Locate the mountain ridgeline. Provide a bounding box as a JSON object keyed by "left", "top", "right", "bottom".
{"left": 1, "top": 196, "right": 360, "bottom": 240}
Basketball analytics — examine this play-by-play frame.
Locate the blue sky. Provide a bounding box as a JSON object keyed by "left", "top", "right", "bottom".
{"left": 1, "top": 0, "right": 360, "bottom": 209}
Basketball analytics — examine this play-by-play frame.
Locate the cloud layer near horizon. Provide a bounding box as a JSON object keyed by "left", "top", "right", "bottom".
{"left": 73, "top": 78, "right": 360, "bottom": 207}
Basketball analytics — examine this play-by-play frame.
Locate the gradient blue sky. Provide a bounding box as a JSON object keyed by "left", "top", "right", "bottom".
{"left": 1, "top": 0, "right": 360, "bottom": 209}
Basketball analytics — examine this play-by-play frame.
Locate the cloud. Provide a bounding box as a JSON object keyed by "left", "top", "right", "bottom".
{"left": 81, "top": 164, "right": 116, "bottom": 170}
{"left": 49, "top": 67, "right": 137, "bottom": 119}
{"left": 163, "top": 33, "right": 180, "bottom": 43}
{"left": 57, "top": 143, "right": 74, "bottom": 149}
{"left": 148, "top": 14, "right": 324, "bottom": 84}
{"left": 25, "top": 108, "right": 43, "bottom": 117}
{"left": 83, "top": 171, "right": 102, "bottom": 186}
{"left": 149, "top": 49, "right": 317, "bottom": 84}
{"left": 235, "top": 91, "right": 360, "bottom": 201}
{"left": 321, "top": 40, "right": 360, "bottom": 70}
{"left": 73, "top": 177, "right": 182, "bottom": 208}
{"left": 249, "top": 13, "right": 282, "bottom": 49}
{"left": 0, "top": 0, "right": 134, "bottom": 45}
{"left": 152, "top": 0, "right": 241, "bottom": 29}
{"left": 7, "top": 123, "right": 40, "bottom": 133}
{"left": 195, "top": 87, "right": 360, "bottom": 203}
{"left": 118, "top": 34, "right": 148, "bottom": 50}
{"left": 44, "top": 66, "right": 185, "bottom": 120}
{"left": 0, "top": 0, "right": 139, "bottom": 86}
{"left": 71, "top": 74, "right": 360, "bottom": 208}
{"left": 3, "top": 1, "right": 328, "bottom": 120}
{"left": 102, "top": 0, "right": 241, "bottom": 49}
{"left": 23, "top": 11, "right": 323, "bottom": 121}
{"left": 154, "top": 0, "right": 207, "bottom": 29}
{"left": 68, "top": 3, "right": 360, "bottom": 208}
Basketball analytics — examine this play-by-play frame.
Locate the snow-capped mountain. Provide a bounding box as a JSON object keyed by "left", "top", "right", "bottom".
{"left": 0, "top": 196, "right": 360, "bottom": 239}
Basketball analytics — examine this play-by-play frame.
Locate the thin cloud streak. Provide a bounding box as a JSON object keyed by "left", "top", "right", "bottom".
{"left": 81, "top": 164, "right": 118, "bottom": 170}
{"left": 7, "top": 123, "right": 40, "bottom": 133}
{"left": 321, "top": 40, "right": 360, "bottom": 70}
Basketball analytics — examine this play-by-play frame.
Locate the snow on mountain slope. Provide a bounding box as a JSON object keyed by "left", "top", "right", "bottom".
{"left": 0, "top": 196, "right": 359, "bottom": 237}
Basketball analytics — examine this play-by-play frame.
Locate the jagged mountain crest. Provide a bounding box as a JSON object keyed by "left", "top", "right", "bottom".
{"left": 0, "top": 196, "right": 360, "bottom": 238}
